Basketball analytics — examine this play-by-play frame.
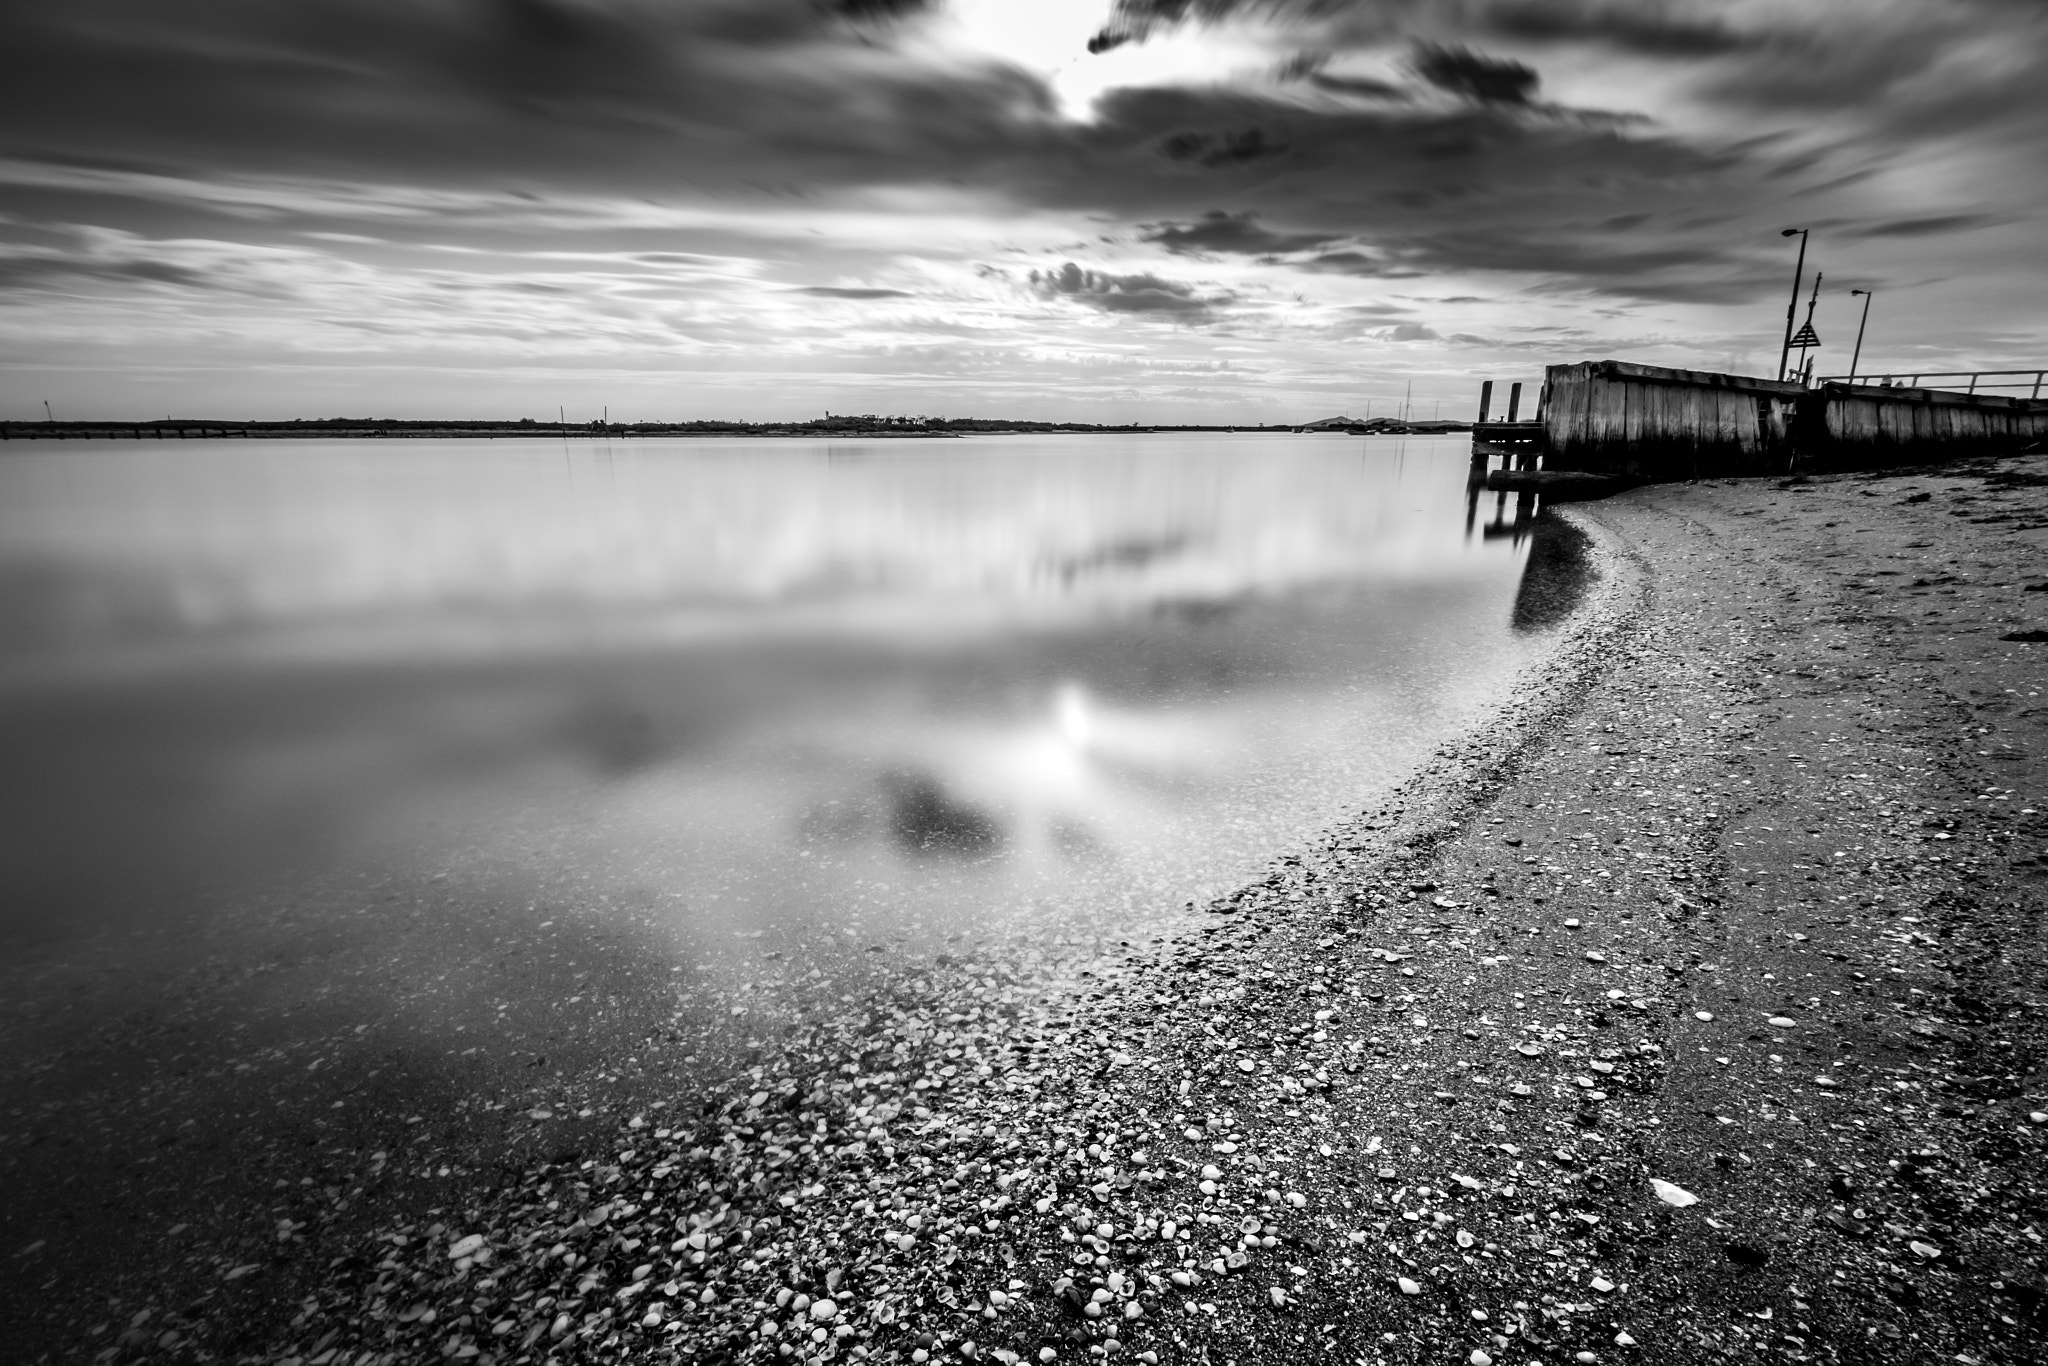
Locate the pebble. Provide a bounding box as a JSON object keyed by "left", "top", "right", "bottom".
{"left": 1471, "top": 1351, "right": 1494, "bottom": 1366}
{"left": 1584, "top": 951, "right": 1606, "bottom": 963}
{"left": 1397, "top": 1277, "right": 1422, "bottom": 1296}
{"left": 810, "top": 1298, "right": 838, "bottom": 1322}
{"left": 1767, "top": 1016, "right": 1798, "bottom": 1028}
{"left": 446, "top": 1234, "right": 484, "bottom": 1261}
{"left": 1694, "top": 1011, "right": 1714, "bottom": 1022}
{"left": 1649, "top": 1179, "right": 1699, "bottom": 1208}
{"left": 1615, "top": 1331, "right": 1637, "bottom": 1346}
{"left": 1590, "top": 1276, "right": 1616, "bottom": 1293}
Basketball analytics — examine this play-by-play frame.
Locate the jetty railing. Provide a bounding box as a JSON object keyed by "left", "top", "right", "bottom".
{"left": 1818, "top": 369, "right": 2046, "bottom": 398}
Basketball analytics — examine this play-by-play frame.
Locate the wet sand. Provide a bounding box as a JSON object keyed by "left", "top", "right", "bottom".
{"left": 6, "top": 453, "right": 2048, "bottom": 1365}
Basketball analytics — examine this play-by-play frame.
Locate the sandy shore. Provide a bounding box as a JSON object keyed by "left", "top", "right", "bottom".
{"left": 8, "top": 452, "right": 2047, "bottom": 1366}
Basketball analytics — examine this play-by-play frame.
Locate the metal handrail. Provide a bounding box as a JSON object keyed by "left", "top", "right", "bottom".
{"left": 1817, "top": 368, "right": 2045, "bottom": 399}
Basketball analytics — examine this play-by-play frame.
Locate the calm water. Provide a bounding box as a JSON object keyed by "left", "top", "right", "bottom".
{"left": 0, "top": 433, "right": 1549, "bottom": 980}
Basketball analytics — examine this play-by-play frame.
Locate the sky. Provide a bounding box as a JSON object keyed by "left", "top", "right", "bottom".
{"left": 0, "top": 0, "right": 2043, "bottom": 423}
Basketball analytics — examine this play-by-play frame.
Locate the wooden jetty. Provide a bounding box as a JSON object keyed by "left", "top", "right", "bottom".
{"left": 1471, "top": 358, "right": 2048, "bottom": 485}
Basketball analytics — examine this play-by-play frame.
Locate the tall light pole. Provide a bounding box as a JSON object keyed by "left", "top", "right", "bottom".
{"left": 1777, "top": 227, "right": 1809, "bottom": 382}
{"left": 1848, "top": 288, "right": 1874, "bottom": 383}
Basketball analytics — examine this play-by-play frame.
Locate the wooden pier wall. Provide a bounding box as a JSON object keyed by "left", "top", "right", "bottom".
{"left": 1538, "top": 359, "right": 2048, "bottom": 478}
{"left": 1807, "top": 382, "right": 2048, "bottom": 467}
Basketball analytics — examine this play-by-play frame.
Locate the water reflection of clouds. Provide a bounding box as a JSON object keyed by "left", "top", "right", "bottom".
{"left": 765, "top": 679, "right": 1230, "bottom": 889}
{"left": 0, "top": 434, "right": 1505, "bottom": 672}
{"left": 0, "top": 434, "right": 1540, "bottom": 968}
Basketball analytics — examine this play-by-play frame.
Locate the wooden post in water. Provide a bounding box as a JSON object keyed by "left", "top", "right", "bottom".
{"left": 1507, "top": 382, "right": 1523, "bottom": 422}
{"left": 1470, "top": 381, "right": 1492, "bottom": 482}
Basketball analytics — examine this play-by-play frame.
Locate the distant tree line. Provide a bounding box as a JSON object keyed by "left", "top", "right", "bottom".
{"left": 2, "top": 415, "right": 1301, "bottom": 439}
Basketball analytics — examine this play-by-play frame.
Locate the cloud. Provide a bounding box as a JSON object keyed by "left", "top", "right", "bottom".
{"left": 1141, "top": 211, "right": 1339, "bottom": 256}
{"left": 0, "top": 0, "right": 1064, "bottom": 199}
{"left": 1483, "top": 1, "right": 1753, "bottom": 57}
{"left": 1028, "top": 261, "right": 1227, "bottom": 319}
{"left": 1087, "top": 0, "right": 1357, "bottom": 54}
{"left": 798, "top": 285, "right": 915, "bottom": 298}
{"left": 0, "top": 229, "right": 317, "bottom": 298}
{"left": 1158, "top": 127, "right": 1291, "bottom": 166}
{"left": 1410, "top": 44, "right": 1540, "bottom": 104}
{"left": 1307, "top": 70, "right": 1413, "bottom": 98}
{"left": 0, "top": 252, "right": 222, "bottom": 293}
{"left": 829, "top": 0, "right": 936, "bottom": 18}
{"left": 1843, "top": 213, "right": 2005, "bottom": 239}
{"left": 0, "top": 0, "right": 2043, "bottom": 419}
{"left": 1295, "top": 250, "right": 1427, "bottom": 279}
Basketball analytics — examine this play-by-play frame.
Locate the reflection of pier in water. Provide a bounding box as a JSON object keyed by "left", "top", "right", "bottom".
{"left": 1465, "top": 485, "right": 1541, "bottom": 546}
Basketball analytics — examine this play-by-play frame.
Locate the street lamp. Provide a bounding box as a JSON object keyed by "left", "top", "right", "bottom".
{"left": 1777, "top": 228, "right": 1809, "bottom": 382}
{"left": 1849, "top": 288, "right": 1874, "bottom": 384}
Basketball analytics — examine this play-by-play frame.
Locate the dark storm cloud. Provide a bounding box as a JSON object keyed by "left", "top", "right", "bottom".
{"left": 1307, "top": 71, "right": 1413, "bottom": 98}
{"left": 1028, "top": 262, "right": 1227, "bottom": 320}
{"left": 0, "top": 0, "right": 2037, "bottom": 319}
{"left": 1054, "top": 84, "right": 1753, "bottom": 303}
{"left": 1157, "top": 127, "right": 1291, "bottom": 166}
{"left": 1278, "top": 213, "right": 1786, "bottom": 303}
{"left": 1141, "top": 211, "right": 1340, "bottom": 256}
{"left": 0, "top": 3, "right": 1732, "bottom": 235}
{"left": 1483, "top": 1, "right": 1753, "bottom": 57}
{"left": 0, "top": 0, "right": 1059, "bottom": 196}
{"left": 828, "top": 0, "right": 936, "bottom": 18}
{"left": 1410, "top": 44, "right": 1539, "bottom": 104}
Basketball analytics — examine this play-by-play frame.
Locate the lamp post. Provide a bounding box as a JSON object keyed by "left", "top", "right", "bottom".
{"left": 1777, "top": 227, "right": 1809, "bottom": 382}
{"left": 1848, "top": 288, "right": 1874, "bottom": 384}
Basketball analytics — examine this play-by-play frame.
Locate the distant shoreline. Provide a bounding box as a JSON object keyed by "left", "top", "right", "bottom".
{"left": 0, "top": 420, "right": 1473, "bottom": 441}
